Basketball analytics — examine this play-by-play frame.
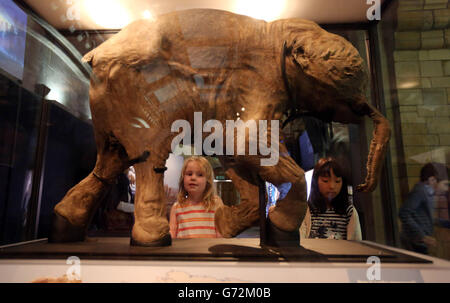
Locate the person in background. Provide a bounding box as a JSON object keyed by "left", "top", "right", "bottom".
{"left": 116, "top": 166, "right": 135, "bottom": 214}
{"left": 169, "top": 156, "right": 223, "bottom": 238}
{"left": 432, "top": 164, "right": 449, "bottom": 229}
{"left": 300, "top": 157, "right": 362, "bottom": 240}
{"left": 399, "top": 163, "right": 441, "bottom": 255}
{"left": 127, "top": 166, "right": 136, "bottom": 203}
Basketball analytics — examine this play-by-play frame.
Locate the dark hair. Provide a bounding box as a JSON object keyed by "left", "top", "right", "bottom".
{"left": 420, "top": 163, "right": 439, "bottom": 182}
{"left": 308, "top": 157, "right": 350, "bottom": 215}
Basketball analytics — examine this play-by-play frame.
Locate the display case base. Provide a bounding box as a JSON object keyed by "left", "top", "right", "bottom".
{"left": 0, "top": 237, "right": 431, "bottom": 263}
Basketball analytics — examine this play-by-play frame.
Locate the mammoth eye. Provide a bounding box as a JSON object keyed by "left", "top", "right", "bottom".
{"left": 294, "top": 46, "right": 305, "bottom": 55}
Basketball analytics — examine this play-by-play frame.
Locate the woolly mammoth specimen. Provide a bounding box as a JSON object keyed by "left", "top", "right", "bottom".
{"left": 49, "top": 9, "right": 390, "bottom": 246}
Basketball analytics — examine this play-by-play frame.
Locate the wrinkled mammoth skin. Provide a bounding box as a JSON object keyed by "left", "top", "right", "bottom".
{"left": 49, "top": 9, "right": 390, "bottom": 246}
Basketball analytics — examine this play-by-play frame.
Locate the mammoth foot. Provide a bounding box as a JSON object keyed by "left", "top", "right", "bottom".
{"left": 215, "top": 205, "right": 259, "bottom": 238}
{"left": 130, "top": 221, "right": 172, "bottom": 247}
{"left": 130, "top": 233, "right": 172, "bottom": 247}
{"left": 264, "top": 217, "right": 300, "bottom": 247}
{"left": 48, "top": 212, "right": 86, "bottom": 243}
{"left": 267, "top": 200, "right": 305, "bottom": 233}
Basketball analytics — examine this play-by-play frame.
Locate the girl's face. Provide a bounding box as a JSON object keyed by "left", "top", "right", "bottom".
{"left": 317, "top": 168, "right": 343, "bottom": 201}
{"left": 183, "top": 161, "right": 207, "bottom": 198}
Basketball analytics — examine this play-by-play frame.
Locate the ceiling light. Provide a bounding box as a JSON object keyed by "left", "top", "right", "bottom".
{"left": 83, "top": 0, "right": 131, "bottom": 29}
{"left": 142, "top": 10, "right": 155, "bottom": 21}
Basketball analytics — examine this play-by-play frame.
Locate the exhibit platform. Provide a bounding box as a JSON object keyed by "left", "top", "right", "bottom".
{"left": 0, "top": 237, "right": 431, "bottom": 263}
{"left": 1, "top": 237, "right": 450, "bottom": 282}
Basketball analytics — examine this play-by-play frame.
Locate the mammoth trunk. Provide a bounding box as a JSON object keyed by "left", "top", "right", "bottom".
{"left": 359, "top": 111, "right": 391, "bottom": 192}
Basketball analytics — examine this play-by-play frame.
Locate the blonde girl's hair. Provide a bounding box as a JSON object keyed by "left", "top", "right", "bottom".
{"left": 177, "top": 156, "right": 218, "bottom": 211}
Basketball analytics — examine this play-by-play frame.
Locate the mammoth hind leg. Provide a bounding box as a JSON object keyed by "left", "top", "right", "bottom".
{"left": 49, "top": 133, "right": 149, "bottom": 242}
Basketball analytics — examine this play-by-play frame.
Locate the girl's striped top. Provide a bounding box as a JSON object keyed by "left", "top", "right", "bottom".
{"left": 172, "top": 201, "right": 217, "bottom": 238}
{"left": 309, "top": 204, "right": 354, "bottom": 240}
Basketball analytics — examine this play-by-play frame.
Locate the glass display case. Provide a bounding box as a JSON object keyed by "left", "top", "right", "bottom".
{"left": 0, "top": 0, "right": 449, "bottom": 283}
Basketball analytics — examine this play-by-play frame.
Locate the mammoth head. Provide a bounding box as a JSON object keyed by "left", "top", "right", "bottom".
{"left": 284, "top": 25, "right": 369, "bottom": 105}
{"left": 281, "top": 22, "right": 390, "bottom": 193}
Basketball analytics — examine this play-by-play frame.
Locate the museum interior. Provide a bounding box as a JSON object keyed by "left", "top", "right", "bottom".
{"left": 0, "top": 0, "right": 449, "bottom": 282}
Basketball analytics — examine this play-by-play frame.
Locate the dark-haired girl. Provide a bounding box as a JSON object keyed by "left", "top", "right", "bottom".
{"left": 300, "top": 158, "right": 362, "bottom": 240}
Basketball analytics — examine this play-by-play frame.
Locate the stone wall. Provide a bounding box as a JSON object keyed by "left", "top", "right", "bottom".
{"left": 394, "top": 0, "right": 450, "bottom": 189}
{"left": 392, "top": 0, "right": 450, "bottom": 259}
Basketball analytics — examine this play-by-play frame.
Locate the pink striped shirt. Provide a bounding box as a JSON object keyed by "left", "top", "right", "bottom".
{"left": 172, "top": 201, "right": 218, "bottom": 238}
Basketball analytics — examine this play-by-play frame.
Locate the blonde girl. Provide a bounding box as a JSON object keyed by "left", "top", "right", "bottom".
{"left": 169, "top": 156, "right": 223, "bottom": 238}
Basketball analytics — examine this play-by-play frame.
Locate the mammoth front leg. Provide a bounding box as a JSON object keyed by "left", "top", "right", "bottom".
{"left": 215, "top": 144, "right": 307, "bottom": 240}
{"left": 130, "top": 158, "right": 171, "bottom": 246}
{"left": 214, "top": 158, "right": 261, "bottom": 238}
{"left": 259, "top": 143, "right": 307, "bottom": 233}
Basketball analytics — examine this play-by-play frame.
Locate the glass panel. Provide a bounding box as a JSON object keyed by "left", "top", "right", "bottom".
{"left": 37, "top": 102, "right": 96, "bottom": 239}
{"left": 0, "top": 76, "right": 41, "bottom": 245}
{"left": 0, "top": 0, "right": 91, "bottom": 244}
{"left": 3, "top": 0, "right": 448, "bottom": 264}
{"left": 378, "top": 0, "right": 450, "bottom": 260}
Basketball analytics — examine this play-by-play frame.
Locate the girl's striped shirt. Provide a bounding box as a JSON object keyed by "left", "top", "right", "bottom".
{"left": 309, "top": 204, "right": 354, "bottom": 240}
{"left": 173, "top": 201, "right": 217, "bottom": 238}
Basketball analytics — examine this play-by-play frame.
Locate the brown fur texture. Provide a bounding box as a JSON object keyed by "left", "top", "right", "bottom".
{"left": 51, "top": 9, "right": 390, "bottom": 245}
